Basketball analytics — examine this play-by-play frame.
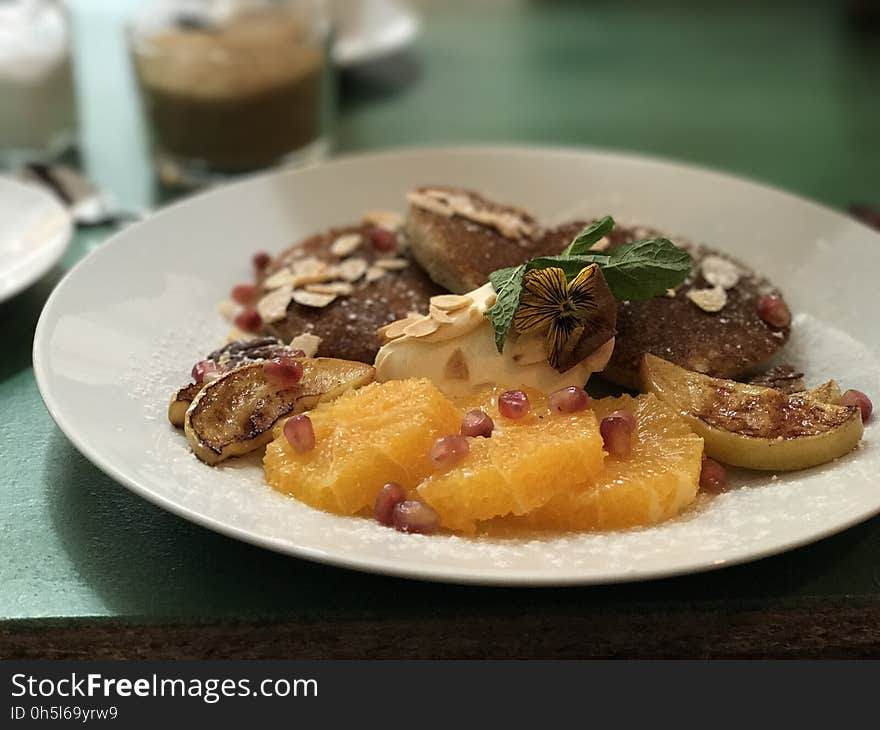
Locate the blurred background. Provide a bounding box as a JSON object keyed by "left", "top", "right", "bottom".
{"left": 0, "top": 0, "right": 878, "bottom": 219}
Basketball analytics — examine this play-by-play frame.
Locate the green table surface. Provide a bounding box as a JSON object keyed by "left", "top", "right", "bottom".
{"left": 3, "top": 0, "right": 880, "bottom": 656}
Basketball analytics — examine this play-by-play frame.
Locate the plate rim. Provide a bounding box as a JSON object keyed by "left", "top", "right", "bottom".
{"left": 31, "top": 143, "right": 880, "bottom": 586}
{"left": 0, "top": 176, "right": 72, "bottom": 303}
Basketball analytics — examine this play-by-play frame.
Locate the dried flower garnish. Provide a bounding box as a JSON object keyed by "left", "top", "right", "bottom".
{"left": 512, "top": 265, "right": 616, "bottom": 370}
{"left": 486, "top": 216, "right": 693, "bottom": 354}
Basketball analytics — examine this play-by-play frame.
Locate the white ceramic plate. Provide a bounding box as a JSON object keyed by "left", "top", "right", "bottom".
{"left": 33, "top": 146, "right": 880, "bottom": 586}
{"left": 0, "top": 176, "right": 72, "bottom": 303}
{"left": 331, "top": 0, "right": 420, "bottom": 67}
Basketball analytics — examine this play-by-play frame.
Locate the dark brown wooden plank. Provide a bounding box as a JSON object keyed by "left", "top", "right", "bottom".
{"left": 4, "top": 599, "right": 879, "bottom": 659}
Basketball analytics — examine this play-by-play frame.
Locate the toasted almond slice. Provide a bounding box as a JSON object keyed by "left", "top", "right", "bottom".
{"left": 291, "top": 256, "right": 336, "bottom": 285}
{"left": 687, "top": 286, "right": 727, "bottom": 313}
{"left": 330, "top": 233, "right": 363, "bottom": 257}
{"left": 362, "top": 210, "right": 404, "bottom": 230}
{"left": 375, "top": 257, "right": 409, "bottom": 270}
{"left": 289, "top": 332, "right": 322, "bottom": 357}
{"left": 429, "top": 305, "right": 456, "bottom": 324}
{"left": 257, "top": 286, "right": 294, "bottom": 323}
{"left": 292, "top": 290, "right": 337, "bottom": 308}
{"left": 701, "top": 255, "right": 741, "bottom": 289}
{"left": 377, "top": 313, "right": 423, "bottom": 340}
{"left": 305, "top": 281, "right": 354, "bottom": 296}
{"left": 402, "top": 317, "right": 440, "bottom": 338}
{"left": 365, "top": 266, "right": 386, "bottom": 283}
{"left": 407, "top": 191, "right": 455, "bottom": 217}
{"left": 665, "top": 288, "right": 678, "bottom": 298}
{"left": 218, "top": 299, "right": 242, "bottom": 322}
{"left": 337, "top": 257, "right": 369, "bottom": 282}
{"left": 430, "top": 294, "right": 473, "bottom": 312}
{"left": 263, "top": 267, "right": 297, "bottom": 289}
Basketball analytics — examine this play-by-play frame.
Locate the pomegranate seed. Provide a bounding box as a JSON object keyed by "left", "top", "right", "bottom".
{"left": 234, "top": 308, "right": 262, "bottom": 333}
{"left": 499, "top": 390, "right": 530, "bottom": 419}
{"left": 757, "top": 294, "right": 791, "bottom": 328}
{"left": 841, "top": 389, "right": 873, "bottom": 423}
{"left": 699, "top": 457, "right": 728, "bottom": 493}
{"left": 263, "top": 357, "right": 303, "bottom": 388}
{"left": 231, "top": 283, "right": 257, "bottom": 304}
{"left": 392, "top": 500, "right": 440, "bottom": 534}
{"left": 369, "top": 228, "right": 398, "bottom": 252}
{"left": 374, "top": 482, "right": 406, "bottom": 526}
{"left": 548, "top": 386, "right": 590, "bottom": 414}
{"left": 430, "top": 434, "right": 470, "bottom": 468}
{"left": 600, "top": 415, "right": 633, "bottom": 458}
{"left": 460, "top": 409, "right": 494, "bottom": 438}
{"left": 191, "top": 359, "right": 217, "bottom": 384}
{"left": 283, "top": 414, "right": 315, "bottom": 452}
{"left": 607, "top": 408, "right": 637, "bottom": 432}
{"left": 252, "top": 251, "right": 271, "bottom": 271}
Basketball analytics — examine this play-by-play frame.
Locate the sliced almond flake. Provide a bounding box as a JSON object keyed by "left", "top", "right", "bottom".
{"left": 374, "top": 257, "right": 409, "bottom": 271}
{"left": 292, "top": 290, "right": 337, "bottom": 308}
{"left": 365, "top": 266, "right": 386, "bottom": 283}
{"left": 289, "top": 332, "right": 322, "bottom": 357}
{"left": 665, "top": 288, "right": 678, "bottom": 298}
{"left": 687, "top": 286, "right": 727, "bottom": 313}
{"left": 305, "top": 281, "right": 354, "bottom": 296}
{"left": 263, "top": 267, "right": 296, "bottom": 289}
{"left": 430, "top": 294, "right": 473, "bottom": 312}
{"left": 362, "top": 210, "right": 404, "bottom": 231}
{"left": 217, "top": 299, "right": 241, "bottom": 322}
{"left": 701, "top": 255, "right": 741, "bottom": 289}
{"left": 407, "top": 191, "right": 455, "bottom": 217}
{"left": 337, "top": 257, "right": 369, "bottom": 282}
{"left": 291, "top": 256, "right": 336, "bottom": 285}
{"left": 330, "top": 233, "right": 363, "bottom": 257}
{"left": 378, "top": 313, "right": 423, "bottom": 341}
{"left": 257, "top": 286, "right": 294, "bottom": 323}
{"left": 589, "top": 236, "right": 610, "bottom": 252}
{"left": 429, "top": 306, "right": 456, "bottom": 324}
{"left": 407, "top": 189, "right": 533, "bottom": 239}
{"left": 402, "top": 317, "right": 440, "bottom": 338}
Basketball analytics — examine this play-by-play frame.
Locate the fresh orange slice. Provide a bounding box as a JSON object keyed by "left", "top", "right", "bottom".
{"left": 264, "top": 378, "right": 461, "bottom": 514}
{"left": 519, "top": 393, "right": 703, "bottom": 531}
{"left": 417, "top": 389, "right": 606, "bottom": 533}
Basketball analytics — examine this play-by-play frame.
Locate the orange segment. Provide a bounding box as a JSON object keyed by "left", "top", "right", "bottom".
{"left": 521, "top": 393, "right": 704, "bottom": 531}
{"left": 417, "top": 391, "right": 606, "bottom": 533}
{"left": 264, "top": 378, "right": 461, "bottom": 514}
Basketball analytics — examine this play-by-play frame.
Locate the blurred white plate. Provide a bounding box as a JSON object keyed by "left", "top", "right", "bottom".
{"left": 0, "top": 176, "right": 71, "bottom": 303}
{"left": 33, "top": 146, "right": 880, "bottom": 586}
{"left": 331, "top": 0, "right": 420, "bottom": 67}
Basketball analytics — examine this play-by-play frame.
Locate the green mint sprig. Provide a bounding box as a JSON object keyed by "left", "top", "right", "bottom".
{"left": 485, "top": 216, "right": 693, "bottom": 353}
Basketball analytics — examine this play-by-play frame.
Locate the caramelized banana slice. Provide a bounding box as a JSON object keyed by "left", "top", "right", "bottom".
{"left": 640, "top": 354, "right": 862, "bottom": 471}
{"left": 184, "top": 358, "right": 375, "bottom": 465}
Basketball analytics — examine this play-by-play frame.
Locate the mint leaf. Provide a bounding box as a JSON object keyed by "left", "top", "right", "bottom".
{"left": 484, "top": 220, "right": 694, "bottom": 352}
{"left": 598, "top": 238, "right": 692, "bottom": 301}
{"left": 486, "top": 264, "right": 526, "bottom": 352}
{"left": 561, "top": 216, "right": 615, "bottom": 257}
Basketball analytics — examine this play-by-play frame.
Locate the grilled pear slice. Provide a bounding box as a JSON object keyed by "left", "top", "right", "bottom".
{"left": 168, "top": 337, "right": 298, "bottom": 428}
{"left": 169, "top": 383, "right": 201, "bottom": 428}
{"left": 640, "top": 354, "right": 862, "bottom": 471}
{"left": 184, "top": 358, "right": 375, "bottom": 465}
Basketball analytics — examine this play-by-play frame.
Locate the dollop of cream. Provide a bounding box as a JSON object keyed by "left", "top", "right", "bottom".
{"left": 374, "top": 283, "right": 614, "bottom": 397}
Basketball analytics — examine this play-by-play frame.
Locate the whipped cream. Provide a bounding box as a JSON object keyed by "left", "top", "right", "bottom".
{"left": 374, "top": 283, "right": 614, "bottom": 397}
